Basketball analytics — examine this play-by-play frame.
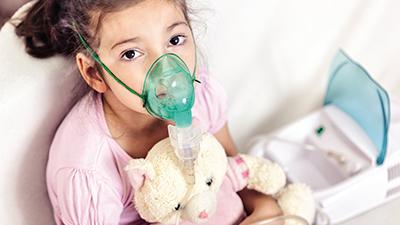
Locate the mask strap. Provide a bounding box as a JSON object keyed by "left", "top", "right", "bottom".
{"left": 189, "top": 26, "right": 201, "bottom": 84}
{"left": 72, "top": 22, "right": 145, "bottom": 99}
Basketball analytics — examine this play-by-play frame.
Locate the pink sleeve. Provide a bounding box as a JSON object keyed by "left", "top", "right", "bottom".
{"left": 226, "top": 156, "right": 249, "bottom": 192}
{"left": 54, "top": 168, "right": 124, "bottom": 225}
{"left": 192, "top": 70, "right": 228, "bottom": 134}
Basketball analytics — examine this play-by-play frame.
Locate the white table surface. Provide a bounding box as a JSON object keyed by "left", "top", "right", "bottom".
{"left": 338, "top": 197, "right": 400, "bottom": 225}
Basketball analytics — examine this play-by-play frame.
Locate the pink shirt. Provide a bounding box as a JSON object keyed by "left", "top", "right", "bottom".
{"left": 46, "top": 70, "right": 228, "bottom": 225}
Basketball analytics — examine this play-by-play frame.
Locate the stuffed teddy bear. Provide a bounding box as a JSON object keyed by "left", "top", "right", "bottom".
{"left": 126, "top": 132, "right": 315, "bottom": 225}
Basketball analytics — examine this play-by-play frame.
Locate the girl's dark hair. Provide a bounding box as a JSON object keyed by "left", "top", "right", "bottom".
{"left": 15, "top": 0, "right": 192, "bottom": 58}
{"left": 14, "top": 0, "right": 193, "bottom": 100}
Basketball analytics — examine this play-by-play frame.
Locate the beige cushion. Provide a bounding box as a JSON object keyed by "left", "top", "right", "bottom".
{"left": 0, "top": 2, "right": 78, "bottom": 224}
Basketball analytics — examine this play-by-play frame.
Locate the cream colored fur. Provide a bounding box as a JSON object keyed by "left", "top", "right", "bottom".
{"left": 276, "top": 183, "right": 316, "bottom": 225}
{"left": 126, "top": 133, "right": 227, "bottom": 224}
{"left": 240, "top": 155, "right": 316, "bottom": 225}
{"left": 126, "top": 132, "right": 315, "bottom": 224}
{"left": 240, "top": 154, "right": 286, "bottom": 194}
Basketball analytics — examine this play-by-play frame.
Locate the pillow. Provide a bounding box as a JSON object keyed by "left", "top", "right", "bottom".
{"left": 0, "top": 2, "right": 79, "bottom": 224}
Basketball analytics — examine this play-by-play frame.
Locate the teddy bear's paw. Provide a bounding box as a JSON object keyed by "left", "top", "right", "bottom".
{"left": 276, "top": 183, "right": 316, "bottom": 225}
{"left": 240, "top": 154, "right": 286, "bottom": 195}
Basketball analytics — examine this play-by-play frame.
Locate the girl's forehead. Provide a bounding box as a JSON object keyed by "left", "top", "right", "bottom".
{"left": 98, "top": 0, "right": 187, "bottom": 43}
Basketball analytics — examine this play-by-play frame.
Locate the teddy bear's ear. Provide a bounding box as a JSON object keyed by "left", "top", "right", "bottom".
{"left": 125, "top": 159, "right": 155, "bottom": 191}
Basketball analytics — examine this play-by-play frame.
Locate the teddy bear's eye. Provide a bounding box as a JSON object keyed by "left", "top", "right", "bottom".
{"left": 174, "top": 203, "right": 181, "bottom": 211}
{"left": 206, "top": 178, "right": 213, "bottom": 186}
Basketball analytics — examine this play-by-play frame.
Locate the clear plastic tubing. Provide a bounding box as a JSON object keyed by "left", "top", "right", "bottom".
{"left": 169, "top": 124, "right": 202, "bottom": 225}
{"left": 249, "top": 215, "right": 309, "bottom": 225}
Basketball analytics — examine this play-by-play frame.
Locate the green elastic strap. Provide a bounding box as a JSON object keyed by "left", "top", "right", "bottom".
{"left": 73, "top": 22, "right": 200, "bottom": 97}
{"left": 190, "top": 27, "right": 200, "bottom": 84}
{"left": 72, "top": 22, "right": 145, "bottom": 99}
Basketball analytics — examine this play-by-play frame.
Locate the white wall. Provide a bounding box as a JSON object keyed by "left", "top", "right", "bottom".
{"left": 195, "top": 0, "right": 400, "bottom": 152}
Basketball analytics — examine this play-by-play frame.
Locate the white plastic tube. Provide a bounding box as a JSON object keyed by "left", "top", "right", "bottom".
{"left": 249, "top": 215, "right": 309, "bottom": 225}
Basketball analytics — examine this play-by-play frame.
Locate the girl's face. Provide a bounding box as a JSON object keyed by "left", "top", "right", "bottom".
{"left": 96, "top": 0, "right": 196, "bottom": 116}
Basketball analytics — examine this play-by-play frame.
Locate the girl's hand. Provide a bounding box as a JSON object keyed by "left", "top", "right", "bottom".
{"left": 238, "top": 188, "right": 284, "bottom": 225}
{"left": 213, "top": 124, "right": 284, "bottom": 224}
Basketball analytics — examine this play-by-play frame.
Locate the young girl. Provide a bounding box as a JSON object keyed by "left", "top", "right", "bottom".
{"left": 16, "top": 0, "right": 282, "bottom": 224}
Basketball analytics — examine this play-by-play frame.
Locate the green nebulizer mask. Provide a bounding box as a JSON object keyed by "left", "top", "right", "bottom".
{"left": 145, "top": 53, "right": 203, "bottom": 187}
{"left": 73, "top": 23, "right": 202, "bottom": 188}
{"left": 144, "top": 53, "right": 195, "bottom": 128}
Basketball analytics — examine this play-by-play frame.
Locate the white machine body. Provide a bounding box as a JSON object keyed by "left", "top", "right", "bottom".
{"left": 248, "top": 97, "right": 400, "bottom": 224}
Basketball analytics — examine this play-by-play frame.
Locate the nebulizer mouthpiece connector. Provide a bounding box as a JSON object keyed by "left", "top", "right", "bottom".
{"left": 168, "top": 124, "right": 202, "bottom": 184}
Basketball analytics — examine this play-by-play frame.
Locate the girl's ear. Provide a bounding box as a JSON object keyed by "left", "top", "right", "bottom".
{"left": 76, "top": 53, "right": 109, "bottom": 93}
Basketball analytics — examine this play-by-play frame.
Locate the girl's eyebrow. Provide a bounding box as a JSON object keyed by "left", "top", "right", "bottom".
{"left": 111, "top": 37, "right": 139, "bottom": 50}
{"left": 111, "top": 21, "right": 188, "bottom": 50}
{"left": 167, "top": 21, "right": 188, "bottom": 31}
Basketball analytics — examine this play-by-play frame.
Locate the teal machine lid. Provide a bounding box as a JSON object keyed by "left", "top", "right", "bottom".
{"left": 324, "top": 50, "right": 390, "bottom": 165}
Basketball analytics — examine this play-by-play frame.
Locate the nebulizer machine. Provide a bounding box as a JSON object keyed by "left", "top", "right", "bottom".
{"left": 247, "top": 50, "right": 400, "bottom": 224}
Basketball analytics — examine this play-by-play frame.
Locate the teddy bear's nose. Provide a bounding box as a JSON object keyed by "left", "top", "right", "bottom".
{"left": 200, "top": 210, "right": 208, "bottom": 219}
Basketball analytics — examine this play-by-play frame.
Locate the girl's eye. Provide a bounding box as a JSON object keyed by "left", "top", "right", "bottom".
{"left": 169, "top": 35, "right": 185, "bottom": 46}
{"left": 121, "top": 50, "right": 141, "bottom": 60}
